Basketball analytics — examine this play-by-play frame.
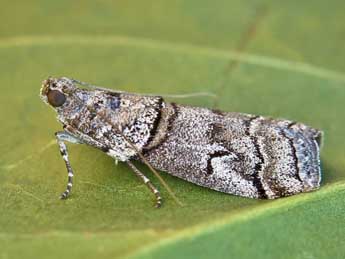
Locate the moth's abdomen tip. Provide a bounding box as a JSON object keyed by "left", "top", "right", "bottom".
{"left": 259, "top": 125, "right": 323, "bottom": 199}
{"left": 296, "top": 129, "right": 323, "bottom": 193}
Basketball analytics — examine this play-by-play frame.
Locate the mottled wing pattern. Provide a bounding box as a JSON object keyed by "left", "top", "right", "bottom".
{"left": 143, "top": 103, "right": 322, "bottom": 199}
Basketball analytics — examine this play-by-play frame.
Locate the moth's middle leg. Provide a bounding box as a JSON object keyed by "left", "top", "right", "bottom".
{"left": 126, "top": 161, "right": 163, "bottom": 208}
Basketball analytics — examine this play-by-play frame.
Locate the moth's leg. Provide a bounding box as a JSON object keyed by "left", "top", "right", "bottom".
{"left": 55, "top": 131, "right": 83, "bottom": 200}
{"left": 126, "top": 161, "right": 163, "bottom": 208}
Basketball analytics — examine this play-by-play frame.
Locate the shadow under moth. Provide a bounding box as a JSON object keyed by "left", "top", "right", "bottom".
{"left": 40, "top": 77, "right": 322, "bottom": 207}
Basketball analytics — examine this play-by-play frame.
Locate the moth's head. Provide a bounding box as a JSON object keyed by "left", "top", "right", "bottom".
{"left": 40, "top": 77, "right": 77, "bottom": 109}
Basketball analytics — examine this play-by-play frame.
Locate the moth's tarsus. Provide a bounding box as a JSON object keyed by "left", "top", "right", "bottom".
{"left": 40, "top": 77, "right": 323, "bottom": 208}
{"left": 60, "top": 192, "right": 69, "bottom": 200}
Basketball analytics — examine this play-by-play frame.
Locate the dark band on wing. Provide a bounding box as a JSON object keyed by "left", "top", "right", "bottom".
{"left": 244, "top": 116, "right": 267, "bottom": 198}
{"left": 281, "top": 130, "right": 303, "bottom": 183}
{"left": 142, "top": 102, "right": 179, "bottom": 155}
{"left": 206, "top": 150, "right": 232, "bottom": 175}
{"left": 142, "top": 97, "right": 164, "bottom": 149}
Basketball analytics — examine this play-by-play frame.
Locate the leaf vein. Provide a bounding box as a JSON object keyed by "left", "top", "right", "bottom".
{"left": 0, "top": 35, "right": 344, "bottom": 83}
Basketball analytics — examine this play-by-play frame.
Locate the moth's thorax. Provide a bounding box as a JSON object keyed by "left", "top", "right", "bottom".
{"left": 64, "top": 93, "right": 162, "bottom": 161}
{"left": 40, "top": 77, "right": 164, "bottom": 161}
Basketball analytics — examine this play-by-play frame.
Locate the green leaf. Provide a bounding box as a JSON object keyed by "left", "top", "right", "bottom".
{"left": 1, "top": 1, "right": 344, "bottom": 258}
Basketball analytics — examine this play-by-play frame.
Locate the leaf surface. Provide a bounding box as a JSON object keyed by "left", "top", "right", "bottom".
{"left": 0, "top": 1, "right": 344, "bottom": 258}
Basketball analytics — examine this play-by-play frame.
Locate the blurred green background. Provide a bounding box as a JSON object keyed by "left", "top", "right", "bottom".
{"left": 1, "top": 1, "right": 344, "bottom": 258}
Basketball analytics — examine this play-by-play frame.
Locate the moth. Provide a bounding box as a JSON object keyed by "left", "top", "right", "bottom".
{"left": 40, "top": 77, "right": 322, "bottom": 207}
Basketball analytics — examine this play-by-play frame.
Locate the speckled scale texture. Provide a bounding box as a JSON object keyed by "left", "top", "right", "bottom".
{"left": 143, "top": 104, "right": 322, "bottom": 199}
{"left": 41, "top": 77, "right": 322, "bottom": 199}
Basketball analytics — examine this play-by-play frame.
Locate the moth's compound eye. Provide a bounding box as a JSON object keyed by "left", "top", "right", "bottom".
{"left": 47, "top": 90, "right": 66, "bottom": 107}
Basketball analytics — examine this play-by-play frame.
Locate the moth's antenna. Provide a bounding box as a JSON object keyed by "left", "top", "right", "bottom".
{"left": 71, "top": 79, "right": 127, "bottom": 94}
{"left": 71, "top": 78, "right": 216, "bottom": 100}
{"left": 118, "top": 131, "right": 184, "bottom": 207}
{"left": 158, "top": 92, "right": 216, "bottom": 99}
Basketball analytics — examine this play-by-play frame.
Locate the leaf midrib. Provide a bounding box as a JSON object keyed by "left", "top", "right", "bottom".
{"left": 0, "top": 35, "right": 344, "bottom": 83}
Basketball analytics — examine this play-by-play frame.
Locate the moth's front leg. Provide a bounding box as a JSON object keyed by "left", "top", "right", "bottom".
{"left": 55, "top": 131, "right": 83, "bottom": 199}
